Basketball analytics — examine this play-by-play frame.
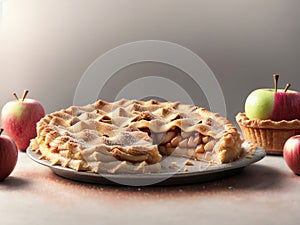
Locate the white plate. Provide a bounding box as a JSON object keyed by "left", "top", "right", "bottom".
{"left": 26, "top": 147, "right": 265, "bottom": 186}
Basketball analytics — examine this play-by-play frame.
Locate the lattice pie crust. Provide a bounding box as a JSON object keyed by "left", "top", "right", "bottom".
{"left": 30, "top": 99, "right": 243, "bottom": 173}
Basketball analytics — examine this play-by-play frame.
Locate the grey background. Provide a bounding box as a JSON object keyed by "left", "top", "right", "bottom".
{"left": 0, "top": 0, "right": 300, "bottom": 123}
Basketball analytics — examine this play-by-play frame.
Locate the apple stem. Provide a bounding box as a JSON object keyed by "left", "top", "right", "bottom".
{"left": 273, "top": 74, "right": 279, "bottom": 93}
{"left": 13, "top": 92, "right": 19, "bottom": 101}
{"left": 22, "top": 90, "right": 29, "bottom": 102}
{"left": 284, "top": 83, "right": 291, "bottom": 92}
{"left": 0, "top": 128, "right": 3, "bottom": 136}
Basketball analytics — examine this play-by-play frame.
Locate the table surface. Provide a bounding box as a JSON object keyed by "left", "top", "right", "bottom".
{"left": 1, "top": 152, "right": 300, "bottom": 225}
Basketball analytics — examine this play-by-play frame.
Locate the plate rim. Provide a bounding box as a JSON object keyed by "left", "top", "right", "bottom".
{"left": 26, "top": 147, "right": 266, "bottom": 181}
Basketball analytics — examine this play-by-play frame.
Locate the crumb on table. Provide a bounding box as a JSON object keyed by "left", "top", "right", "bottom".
{"left": 169, "top": 161, "right": 177, "bottom": 168}
{"left": 184, "top": 160, "right": 195, "bottom": 166}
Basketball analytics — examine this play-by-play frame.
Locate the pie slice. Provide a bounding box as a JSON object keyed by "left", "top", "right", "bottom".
{"left": 30, "top": 99, "right": 243, "bottom": 173}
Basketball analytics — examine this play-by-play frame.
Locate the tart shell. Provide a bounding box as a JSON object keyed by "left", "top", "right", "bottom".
{"left": 236, "top": 113, "right": 300, "bottom": 154}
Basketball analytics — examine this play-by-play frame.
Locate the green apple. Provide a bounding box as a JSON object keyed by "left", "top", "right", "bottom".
{"left": 245, "top": 88, "right": 300, "bottom": 120}
{"left": 245, "top": 74, "right": 300, "bottom": 122}
{"left": 245, "top": 89, "right": 275, "bottom": 120}
{"left": 245, "top": 74, "right": 300, "bottom": 121}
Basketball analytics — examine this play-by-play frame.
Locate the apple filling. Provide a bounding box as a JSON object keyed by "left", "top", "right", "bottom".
{"left": 135, "top": 126, "right": 217, "bottom": 162}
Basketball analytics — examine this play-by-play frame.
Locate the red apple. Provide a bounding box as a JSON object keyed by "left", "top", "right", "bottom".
{"left": 1, "top": 90, "right": 45, "bottom": 151}
{"left": 271, "top": 83, "right": 300, "bottom": 121}
{"left": 0, "top": 128, "right": 18, "bottom": 181}
{"left": 245, "top": 74, "right": 300, "bottom": 121}
{"left": 283, "top": 135, "right": 300, "bottom": 175}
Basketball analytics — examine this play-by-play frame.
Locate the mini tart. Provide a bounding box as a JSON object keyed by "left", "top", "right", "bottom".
{"left": 236, "top": 113, "right": 300, "bottom": 154}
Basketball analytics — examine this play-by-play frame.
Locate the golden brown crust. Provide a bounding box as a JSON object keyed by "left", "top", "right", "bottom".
{"left": 236, "top": 113, "right": 300, "bottom": 154}
{"left": 236, "top": 113, "right": 300, "bottom": 129}
{"left": 30, "top": 99, "right": 243, "bottom": 173}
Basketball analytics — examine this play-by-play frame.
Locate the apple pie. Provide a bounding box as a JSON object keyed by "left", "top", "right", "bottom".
{"left": 30, "top": 99, "right": 244, "bottom": 173}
